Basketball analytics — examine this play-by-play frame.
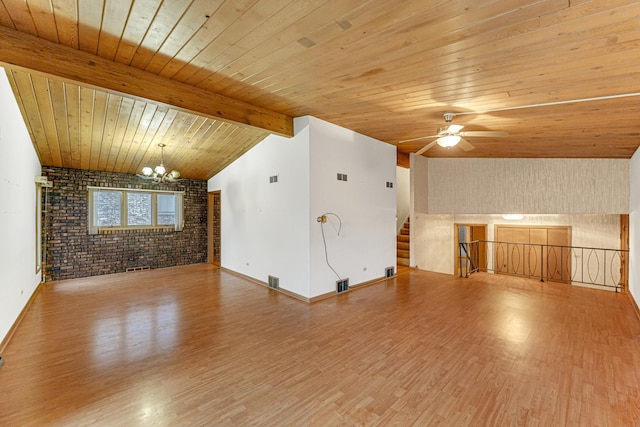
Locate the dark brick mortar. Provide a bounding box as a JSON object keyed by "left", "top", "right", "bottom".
{"left": 42, "top": 167, "right": 208, "bottom": 281}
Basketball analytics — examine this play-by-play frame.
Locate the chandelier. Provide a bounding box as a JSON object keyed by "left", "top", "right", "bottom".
{"left": 137, "top": 143, "right": 181, "bottom": 183}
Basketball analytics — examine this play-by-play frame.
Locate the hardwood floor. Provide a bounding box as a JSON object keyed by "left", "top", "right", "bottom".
{"left": 1, "top": 264, "right": 640, "bottom": 426}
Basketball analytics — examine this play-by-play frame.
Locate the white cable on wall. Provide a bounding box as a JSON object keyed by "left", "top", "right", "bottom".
{"left": 318, "top": 212, "right": 342, "bottom": 281}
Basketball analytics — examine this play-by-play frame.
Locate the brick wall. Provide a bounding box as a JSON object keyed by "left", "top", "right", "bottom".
{"left": 42, "top": 167, "right": 208, "bottom": 281}
{"left": 212, "top": 191, "right": 221, "bottom": 264}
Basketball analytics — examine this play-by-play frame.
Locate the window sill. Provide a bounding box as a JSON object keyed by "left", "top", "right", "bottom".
{"left": 94, "top": 226, "right": 177, "bottom": 235}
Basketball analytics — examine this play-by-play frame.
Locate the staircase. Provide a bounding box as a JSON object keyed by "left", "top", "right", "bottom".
{"left": 397, "top": 217, "right": 410, "bottom": 266}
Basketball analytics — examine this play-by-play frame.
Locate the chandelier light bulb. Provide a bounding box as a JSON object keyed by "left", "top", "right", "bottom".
{"left": 141, "top": 166, "right": 153, "bottom": 176}
{"left": 154, "top": 164, "right": 166, "bottom": 175}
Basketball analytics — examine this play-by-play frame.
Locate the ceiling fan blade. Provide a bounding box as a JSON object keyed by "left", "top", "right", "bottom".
{"left": 457, "top": 138, "right": 475, "bottom": 151}
{"left": 459, "top": 130, "right": 508, "bottom": 138}
{"left": 415, "top": 140, "right": 438, "bottom": 155}
{"left": 399, "top": 135, "right": 439, "bottom": 143}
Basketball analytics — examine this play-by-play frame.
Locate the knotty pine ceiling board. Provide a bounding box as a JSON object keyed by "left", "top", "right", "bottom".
{"left": 0, "top": 0, "right": 638, "bottom": 179}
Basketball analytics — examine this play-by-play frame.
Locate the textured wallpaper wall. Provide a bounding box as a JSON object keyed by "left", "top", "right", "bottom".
{"left": 415, "top": 158, "right": 628, "bottom": 214}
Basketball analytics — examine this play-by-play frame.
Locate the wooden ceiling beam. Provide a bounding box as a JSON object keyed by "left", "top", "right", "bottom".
{"left": 0, "top": 26, "right": 293, "bottom": 137}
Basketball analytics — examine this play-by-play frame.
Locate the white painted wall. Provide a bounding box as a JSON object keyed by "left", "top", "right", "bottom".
{"left": 308, "top": 116, "right": 396, "bottom": 297}
{"left": 209, "top": 116, "right": 396, "bottom": 299}
{"left": 0, "top": 69, "right": 42, "bottom": 344}
{"left": 396, "top": 166, "right": 410, "bottom": 233}
{"left": 629, "top": 148, "right": 640, "bottom": 304}
{"left": 409, "top": 154, "right": 428, "bottom": 267}
{"left": 413, "top": 213, "right": 454, "bottom": 274}
{"left": 208, "top": 120, "right": 311, "bottom": 297}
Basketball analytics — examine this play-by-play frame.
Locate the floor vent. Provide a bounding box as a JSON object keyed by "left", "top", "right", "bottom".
{"left": 385, "top": 266, "right": 395, "bottom": 278}
{"left": 336, "top": 278, "right": 349, "bottom": 293}
{"left": 126, "top": 266, "right": 151, "bottom": 272}
{"left": 268, "top": 275, "right": 279, "bottom": 290}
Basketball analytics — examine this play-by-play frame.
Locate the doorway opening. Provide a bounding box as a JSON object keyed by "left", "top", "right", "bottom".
{"left": 455, "top": 224, "right": 487, "bottom": 277}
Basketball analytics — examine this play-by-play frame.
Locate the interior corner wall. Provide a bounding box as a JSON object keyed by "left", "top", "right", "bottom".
{"left": 0, "top": 68, "right": 42, "bottom": 344}
{"left": 413, "top": 214, "right": 454, "bottom": 274}
{"left": 409, "top": 154, "right": 428, "bottom": 267}
{"left": 396, "top": 166, "right": 410, "bottom": 233}
{"left": 208, "top": 119, "right": 311, "bottom": 298}
{"left": 308, "top": 116, "right": 396, "bottom": 298}
{"left": 629, "top": 149, "right": 640, "bottom": 305}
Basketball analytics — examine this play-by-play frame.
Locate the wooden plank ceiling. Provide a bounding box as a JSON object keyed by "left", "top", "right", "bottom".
{"left": 0, "top": 0, "right": 638, "bottom": 179}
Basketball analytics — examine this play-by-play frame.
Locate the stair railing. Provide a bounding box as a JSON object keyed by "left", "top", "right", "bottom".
{"left": 459, "top": 240, "right": 628, "bottom": 292}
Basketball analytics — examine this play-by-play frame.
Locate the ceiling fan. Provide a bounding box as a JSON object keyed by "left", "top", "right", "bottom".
{"left": 399, "top": 112, "right": 508, "bottom": 155}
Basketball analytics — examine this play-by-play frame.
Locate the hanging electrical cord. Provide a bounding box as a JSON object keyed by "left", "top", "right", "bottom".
{"left": 317, "top": 212, "right": 342, "bottom": 281}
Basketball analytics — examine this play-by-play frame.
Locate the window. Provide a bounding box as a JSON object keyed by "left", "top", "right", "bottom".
{"left": 88, "top": 187, "right": 183, "bottom": 234}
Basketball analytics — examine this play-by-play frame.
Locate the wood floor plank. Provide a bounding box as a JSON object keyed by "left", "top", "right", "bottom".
{"left": 0, "top": 265, "right": 640, "bottom": 425}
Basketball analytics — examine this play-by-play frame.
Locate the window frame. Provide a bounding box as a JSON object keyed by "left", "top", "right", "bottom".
{"left": 88, "top": 186, "right": 184, "bottom": 234}
{"left": 35, "top": 183, "right": 42, "bottom": 274}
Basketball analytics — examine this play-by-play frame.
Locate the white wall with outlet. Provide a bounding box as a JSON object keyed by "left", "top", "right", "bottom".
{"left": 208, "top": 121, "right": 311, "bottom": 297}
{"left": 308, "top": 116, "right": 396, "bottom": 298}
{"left": 0, "top": 68, "right": 42, "bottom": 345}
{"left": 209, "top": 116, "right": 396, "bottom": 299}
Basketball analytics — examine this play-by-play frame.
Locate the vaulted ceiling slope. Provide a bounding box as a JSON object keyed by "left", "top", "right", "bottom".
{"left": 0, "top": 0, "right": 638, "bottom": 179}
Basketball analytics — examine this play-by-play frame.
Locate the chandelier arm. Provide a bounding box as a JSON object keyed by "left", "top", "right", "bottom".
{"left": 138, "top": 143, "right": 180, "bottom": 184}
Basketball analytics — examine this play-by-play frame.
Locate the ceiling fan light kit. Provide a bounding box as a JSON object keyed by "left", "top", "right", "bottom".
{"left": 400, "top": 112, "right": 508, "bottom": 153}
{"left": 437, "top": 135, "right": 461, "bottom": 147}
{"left": 137, "top": 143, "right": 181, "bottom": 184}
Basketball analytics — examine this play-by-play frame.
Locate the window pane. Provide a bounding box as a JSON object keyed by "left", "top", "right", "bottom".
{"left": 127, "top": 192, "right": 152, "bottom": 226}
{"left": 95, "top": 191, "right": 122, "bottom": 226}
{"left": 157, "top": 194, "right": 176, "bottom": 225}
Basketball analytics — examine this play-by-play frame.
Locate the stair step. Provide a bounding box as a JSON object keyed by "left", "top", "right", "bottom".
{"left": 397, "top": 235, "right": 410, "bottom": 243}
{"left": 397, "top": 249, "right": 410, "bottom": 258}
{"left": 400, "top": 228, "right": 410, "bottom": 235}
{"left": 397, "top": 241, "right": 410, "bottom": 250}
{"left": 397, "top": 257, "right": 410, "bottom": 266}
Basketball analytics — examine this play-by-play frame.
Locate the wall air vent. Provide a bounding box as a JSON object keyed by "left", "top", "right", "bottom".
{"left": 337, "top": 173, "right": 348, "bottom": 181}
{"left": 386, "top": 181, "right": 394, "bottom": 188}
{"left": 126, "top": 266, "right": 151, "bottom": 272}
{"left": 336, "top": 278, "right": 349, "bottom": 293}
{"left": 268, "top": 275, "right": 279, "bottom": 290}
{"left": 269, "top": 175, "right": 278, "bottom": 183}
{"left": 385, "top": 266, "right": 395, "bottom": 278}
